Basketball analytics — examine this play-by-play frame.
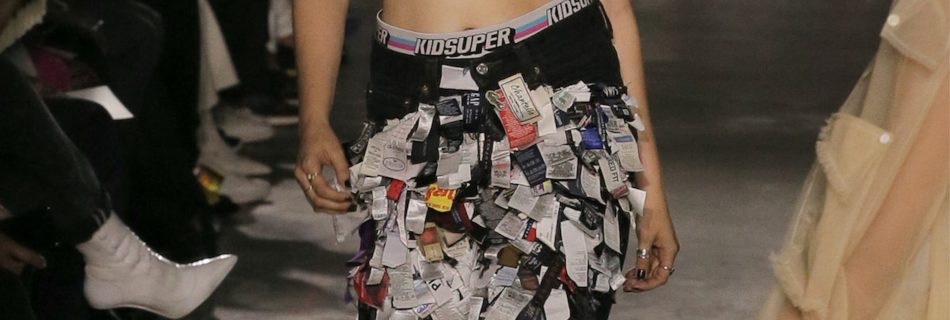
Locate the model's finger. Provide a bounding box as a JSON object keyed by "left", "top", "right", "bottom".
{"left": 0, "top": 256, "right": 25, "bottom": 275}
{"left": 312, "top": 196, "right": 352, "bottom": 214}
{"left": 9, "top": 244, "right": 46, "bottom": 269}
{"left": 295, "top": 166, "right": 348, "bottom": 202}
{"left": 632, "top": 246, "right": 676, "bottom": 291}
{"left": 326, "top": 147, "right": 351, "bottom": 192}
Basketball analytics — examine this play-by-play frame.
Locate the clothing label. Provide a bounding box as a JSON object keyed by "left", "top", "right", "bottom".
{"left": 436, "top": 152, "right": 463, "bottom": 176}
{"left": 603, "top": 203, "right": 621, "bottom": 253}
{"left": 508, "top": 185, "right": 539, "bottom": 214}
{"left": 467, "top": 296, "right": 484, "bottom": 320}
{"left": 490, "top": 156, "right": 512, "bottom": 188}
{"left": 483, "top": 288, "right": 533, "bottom": 320}
{"left": 494, "top": 213, "right": 526, "bottom": 240}
{"left": 383, "top": 226, "right": 409, "bottom": 268}
{"left": 442, "top": 236, "right": 471, "bottom": 258}
{"left": 543, "top": 289, "right": 570, "bottom": 320}
{"left": 598, "top": 156, "right": 628, "bottom": 199}
{"left": 513, "top": 145, "right": 547, "bottom": 186}
{"left": 626, "top": 187, "right": 647, "bottom": 217}
{"left": 419, "top": 222, "right": 444, "bottom": 262}
{"left": 437, "top": 96, "right": 463, "bottom": 116}
{"left": 560, "top": 220, "right": 589, "bottom": 287}
{"left": 389, "top": 264, "right": 417, "bottom": 309}
{"left": 406, "top": 197, "right": 428, "bottom": 234}
{"left": 427, "top": 279, "right": 454, "bottom": 305}
{"left": 499, "top": 74, "right": 541, "bottom": 124}
{"left": 410, "top": 104, "right": 436, "bottom": 142}
{"left": 541, "top": 144, "right": 577, "bottom": 180}
{"left": 579, "top": 166, "right": 604, "bottom": 204}
{"left": 551, "top": 89, "right": 576, "bottom": 112}
{"left": 607, "top": 129, "right": 643, "bottom": 172}
{"left": 440, "top": 65, "right": 480, "bottom": 91}
{"left": 495, "top": 90, "right": 537, "bottom": 149}
{"left": 372, "top": 187, "right": 389, "bottom": 221}
{"left": 492, "top": 266, "right": 518, "bottom": 287}
{"left": 535, "top": 214, "right": 558, "bottom": 250}
{"left": 527, "top": 193, "right": 558, "bottom": 221}
{"left": 361, "top": 137, "right": 386, "bottom": 177}
{"left": 425, "top": 184, "right": 456, "bottom": 212}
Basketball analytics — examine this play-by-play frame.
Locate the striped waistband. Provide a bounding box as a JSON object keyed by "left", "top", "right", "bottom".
{"left": 375, "top": 0, "right": 597, "bottom": 58}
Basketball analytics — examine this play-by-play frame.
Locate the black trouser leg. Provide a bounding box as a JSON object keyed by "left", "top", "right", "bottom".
{"left": 0, "top": 60, "right": 108, "bottom": 245}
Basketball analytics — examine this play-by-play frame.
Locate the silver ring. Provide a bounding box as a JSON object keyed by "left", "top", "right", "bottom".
{"left": 636, "top": 248, "right": 650, "bottom": 260}
{"left": 661, "top": 265, "right": 675, "bottom": 275}
{"left": 306, "top": 173, "right": 315, "bottom": 182}
{"left": 305, "top": 184, "right": 313, "bottom": 191}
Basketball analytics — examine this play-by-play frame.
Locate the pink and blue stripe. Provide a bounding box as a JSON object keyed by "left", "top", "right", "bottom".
{"left": 514, "top": 16, "right": 549, "bottom": 40}
{"left": 388, "top": 36, "right": 416, "bottom": 52}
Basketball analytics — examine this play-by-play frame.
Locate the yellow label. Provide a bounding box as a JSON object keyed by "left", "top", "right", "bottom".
{"left": 425, "top": 184, "right": 456, "bottom": 212}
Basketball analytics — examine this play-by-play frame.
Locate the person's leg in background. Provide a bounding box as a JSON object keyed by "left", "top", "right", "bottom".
{"left": 0, "top": 59, "right": 237, "bottom": 319}
{"left": 209, "top": 0, "right": 279, "bottom": 108}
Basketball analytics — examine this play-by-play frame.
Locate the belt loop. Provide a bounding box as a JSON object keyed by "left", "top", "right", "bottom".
{"left": 513, "top": 44, "right": 543, "bottom": 88}
{"left": 420, "top": 57, "right": 441, "bottom": 103}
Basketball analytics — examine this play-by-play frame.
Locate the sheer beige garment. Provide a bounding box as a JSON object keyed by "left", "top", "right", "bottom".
{"left": 759, "top": 0, "right": 949, "bottom": 319}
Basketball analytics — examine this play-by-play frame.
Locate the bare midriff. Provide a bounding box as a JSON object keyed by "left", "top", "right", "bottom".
{"left": 381, "top": 0, "right": 552, "bottom": 33}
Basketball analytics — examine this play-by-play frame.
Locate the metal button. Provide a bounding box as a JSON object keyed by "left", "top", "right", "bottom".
{"left": 880, "top": 132, "right": 891, "bottom": 144}
{"left": 420, "top": 84, "right": 430, "bottom": 96}
{"left": 475, "top": 63, "right": 489, "bottom": 75}
{"left": 886, "top": 14, "right": 901, "bottom": 26}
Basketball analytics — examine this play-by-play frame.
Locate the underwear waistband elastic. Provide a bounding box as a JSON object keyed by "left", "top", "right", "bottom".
{"left": 375, "top": 0, "right": 597, "bottom": 58}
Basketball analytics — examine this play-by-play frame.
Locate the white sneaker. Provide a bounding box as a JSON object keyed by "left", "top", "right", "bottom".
{"left": 215, "top": 107, "right": 275, "bottom": 143}
{"left": 219, "top": 174, "right": 271, "bottom": 204}
{"left": 78, "top": 215, "right": 238, "bottom": 319}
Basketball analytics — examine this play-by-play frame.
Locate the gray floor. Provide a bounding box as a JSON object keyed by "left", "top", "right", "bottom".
{"left": 207, "top": 0, "right": 893, "bottom": 319}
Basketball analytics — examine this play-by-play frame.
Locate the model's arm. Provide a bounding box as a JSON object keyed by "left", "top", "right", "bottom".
{"left": 293, "top": 0, "right": 352, "bottom": 213}
{"left": 602, "top": 0, "right": 679, "bottom": 292}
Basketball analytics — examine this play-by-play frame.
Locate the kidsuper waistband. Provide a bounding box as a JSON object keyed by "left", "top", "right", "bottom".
{"left": 376, "top": 0, "right": 598, "bottom": 58}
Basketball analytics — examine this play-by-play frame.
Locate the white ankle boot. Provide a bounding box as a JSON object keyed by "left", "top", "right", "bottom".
{"left": 77, "top": 215, "right": 238, "bottom": 319}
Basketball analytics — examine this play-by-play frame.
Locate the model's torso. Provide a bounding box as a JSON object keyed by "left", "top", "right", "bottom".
{"left": 381, "top": 0, "right": 552, "bottom": 32}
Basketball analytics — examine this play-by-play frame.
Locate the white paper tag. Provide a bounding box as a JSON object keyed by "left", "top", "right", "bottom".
{"left": 427, "top": 279, "right": 454, "bottom": 306}
{"left": 467, "top": 297, "right": 484, "bottom": 320}
{"left": 544, "top": 289, "right": 571, "bottom": 320}
{"left": 389, "top": 265, "right": 418, "bottom": 309}
{"left": 406, "top": 197, "right": 428, "bottom": 234}
{"left": 498, "top": 74, "right": 541, "bottom": 124}
{"left": 560, "top": 221, "right": 589, "bottom": 287}
{"left": 598, "top": 156, "right": 628, "bottom": 199}
{"left": 65, "top": 86, "right": 134, "bottom": 120}
{"left": 483, "top": 288, "right": 533, "bottom": 320}
{"left": 607, "top": 129, "right": 643, "bottom": 172}
{"left": 382, "top": 225, "right": 409, "bottom": 268}
{"left": 580, "top": 166, "right": 604, "bottom": 204}
{"left": 360, "top": 137, "right": 385, "bottom": 177}
{"left": 526, "top": 194, "right": 558, "bottom": 221}
{"left": 508, "top": 185, "right": 539, "bottom": 214}
{"left": 494, "top": 213, "right": 525, "bottom": 240}
{"left": 440, "top": 65, "right": 480, "bottom": 91}
{"left": 535, "top": 213, "right": 558, "bottom": 250}
{"left": 603, "top": 203, "right": 621, "bottom": 253}
{"left": 626, "top": 187, "right": 647, "bottom": 217}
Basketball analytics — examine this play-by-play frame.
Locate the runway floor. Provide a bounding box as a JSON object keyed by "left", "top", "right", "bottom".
{"left": 201, "top": 0, "right": 891, "bottom": 319}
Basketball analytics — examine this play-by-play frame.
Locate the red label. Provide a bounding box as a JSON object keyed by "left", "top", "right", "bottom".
{"left": 386, "top": 180, "right": 405, "bottom": 200}
{"left": 495, "top": 89, "right": 537, "bottom": 149}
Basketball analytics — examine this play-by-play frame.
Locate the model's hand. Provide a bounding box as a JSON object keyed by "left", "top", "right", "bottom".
{"left": 296, "top": 120, "right": 351, "bottom": 214}
{"left": 0, "top": 231, "right": 45, "bottom": 275}
{"left": 624, "top": 206, "right": 678, "bottom": 292}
